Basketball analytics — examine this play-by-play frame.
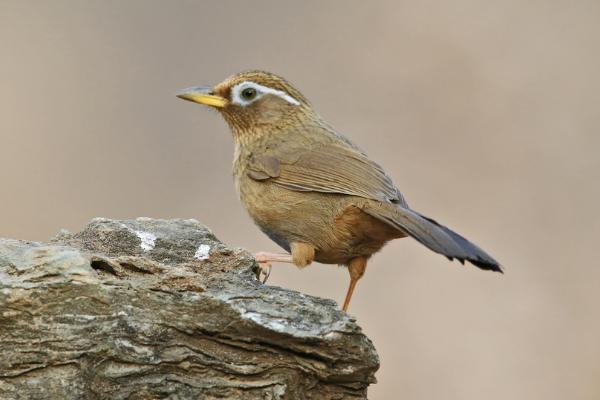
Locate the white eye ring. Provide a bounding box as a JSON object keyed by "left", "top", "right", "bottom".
{"left": 231, "top": 81, "right": 300, "bottom": 107}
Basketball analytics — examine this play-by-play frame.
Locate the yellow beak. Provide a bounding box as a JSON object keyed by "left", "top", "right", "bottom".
{"left": 176, "top": 86, "right": 228, "bottom": 108}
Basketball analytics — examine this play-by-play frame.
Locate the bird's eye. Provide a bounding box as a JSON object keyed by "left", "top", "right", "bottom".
{"left": 241, "top": 87, "right": 257, "bottom": 100}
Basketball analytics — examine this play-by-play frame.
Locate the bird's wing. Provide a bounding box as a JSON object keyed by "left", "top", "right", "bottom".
{"left": 247, "top": 143, "right": 407, "bottom": 205}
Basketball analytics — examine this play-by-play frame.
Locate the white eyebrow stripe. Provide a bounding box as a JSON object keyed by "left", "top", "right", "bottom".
{"left": 231, "top": 81, "right": 300, "bottom": 106}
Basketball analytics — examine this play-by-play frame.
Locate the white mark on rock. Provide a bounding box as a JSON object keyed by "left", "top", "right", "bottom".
{"left": 194, "top": 244, "right": 211, "bottom": 260}
{"left": 324, "top": 331, "right": 342, "bottom": 341}
{"left": 135, "top": 231, "right": 156, "bottom": 251}
{"left": 61, "top": 314, "right": 97, "bottom": 321}
{"left": 244, "top": 311, "right": 287, "bottom": 332}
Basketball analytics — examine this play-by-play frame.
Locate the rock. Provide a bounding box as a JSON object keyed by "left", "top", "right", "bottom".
{"left": 0, "top": 218, "right": 378, "bottom": 399}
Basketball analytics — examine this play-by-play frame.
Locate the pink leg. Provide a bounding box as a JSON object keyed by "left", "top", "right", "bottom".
{"left": 253, "top": 252, "right": 293, "bottom": 283}
{"left": 255, "top": 252, "right": 294, "bottom": 264}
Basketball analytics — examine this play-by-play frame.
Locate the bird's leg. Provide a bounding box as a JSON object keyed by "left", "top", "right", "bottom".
{"left": 342, "top": 256, "right": 368, "bottom": 312}
{"left": 253, "top": 252, "right": 293, "bottom": 283}
{"left": 254, "top": 252, "right": 294, "bottom": 264}
{"left": 254, "top": 243, "right": 315, "bottom": 283}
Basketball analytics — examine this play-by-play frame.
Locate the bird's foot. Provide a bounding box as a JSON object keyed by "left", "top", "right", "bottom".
{"left": 253, "top": 252, "right": 294, "bottom": 283}
{"left": 256, "top": 261, "right": 272, "bottom": 283}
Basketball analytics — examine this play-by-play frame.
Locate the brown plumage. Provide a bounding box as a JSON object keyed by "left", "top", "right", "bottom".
{"left": 177, "top": 70, "right": 501, "bottom": 311}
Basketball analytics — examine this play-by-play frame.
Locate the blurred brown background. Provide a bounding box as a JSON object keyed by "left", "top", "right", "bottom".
{"left": 1, "top": 1, "right": 599, "bottom": 398}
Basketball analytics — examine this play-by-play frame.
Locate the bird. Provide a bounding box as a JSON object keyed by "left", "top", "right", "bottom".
{"left": 177, "top": 70, "right": 501, "bottom": 311}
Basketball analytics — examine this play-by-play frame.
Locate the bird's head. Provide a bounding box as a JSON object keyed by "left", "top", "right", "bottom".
{"left": 177, "top": 71, "right": 311, "bottom": 139}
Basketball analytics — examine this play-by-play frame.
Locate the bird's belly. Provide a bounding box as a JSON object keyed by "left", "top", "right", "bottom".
{"left": 236, "top": 177, "right": 402, "bottom": 264}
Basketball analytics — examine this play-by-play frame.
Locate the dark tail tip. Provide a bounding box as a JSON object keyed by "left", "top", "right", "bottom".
{"left": 448, "top": 256, "right": 502, "bottom": 273}
{"left": 469, "top": 258, "right": 503, "bottom": 273}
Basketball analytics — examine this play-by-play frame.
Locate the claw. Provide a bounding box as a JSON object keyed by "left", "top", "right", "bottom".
{"left": 257, "top": 262, "right": 272, "bottom": 283}
{"left": 253, "top": 251, "right": 293, "bottom": 283}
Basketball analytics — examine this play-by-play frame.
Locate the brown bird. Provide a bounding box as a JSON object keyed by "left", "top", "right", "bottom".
{"left": 177, "top": 71, "right": 501, "bottom": 311}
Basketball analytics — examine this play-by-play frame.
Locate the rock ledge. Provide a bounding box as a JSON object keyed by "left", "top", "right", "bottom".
{"left": 0, "top": 218, "right": 378, "bottom": 399}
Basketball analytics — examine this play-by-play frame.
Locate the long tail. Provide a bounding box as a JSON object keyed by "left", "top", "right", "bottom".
{"left": 362, "top": 202, "right": 502, "bottom": 272}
